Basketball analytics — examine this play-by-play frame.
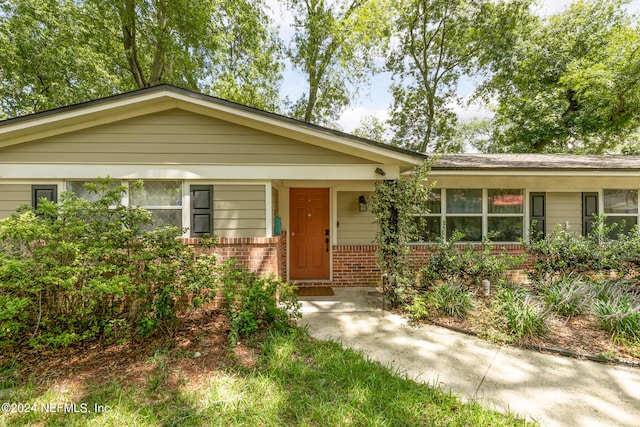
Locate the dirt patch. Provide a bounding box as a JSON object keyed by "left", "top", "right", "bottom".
{"left": 1, "top": 308, "right": 257, "bottom": 391}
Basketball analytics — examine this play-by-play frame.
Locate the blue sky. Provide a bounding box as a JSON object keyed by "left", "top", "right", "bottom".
{"left": 271, "top": 0, "right": 640, "bottom": 132}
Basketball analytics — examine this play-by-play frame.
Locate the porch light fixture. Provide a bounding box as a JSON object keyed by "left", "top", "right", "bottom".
{"left": 358, "top": 194, "right": 368, "bottom": 212}
{"left": 375, "top": 167, "right": 386, "bottom": 176}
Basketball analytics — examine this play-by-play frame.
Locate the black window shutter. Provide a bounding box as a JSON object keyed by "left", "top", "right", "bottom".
{"left": 190, "top": 185, "right": 213, "bottom": 237}
{"left": 32, "top": 185, "right": 57, "bottom": 210}
{"left": 530, "top": 192, "right": 546, "bottom": 238}
{"left": 582, "top": 192, "right": 598, "bottom": 236}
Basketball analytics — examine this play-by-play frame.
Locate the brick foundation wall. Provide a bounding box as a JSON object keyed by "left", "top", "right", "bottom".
{"left": 332, "top": 245, "right": 380, "bottom": 287}
{"left": 331, "top": 243, "right": 533, "bottom": 287}
{"left": 183, "top": 234, "right": 286, "bottom": 279}
{"left": 182, "top": 237, "right": 532, "bottom": 287}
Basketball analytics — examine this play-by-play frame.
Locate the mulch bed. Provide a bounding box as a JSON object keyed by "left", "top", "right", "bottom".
{"left": 1, "top": 308, "right": 257, "bottom": 391}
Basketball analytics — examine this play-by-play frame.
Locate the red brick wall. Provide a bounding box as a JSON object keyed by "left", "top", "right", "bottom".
{"left": 331, "top": 243, "right": 532, "bottom": 287}
{"left": 182, "top": 237, "right": 531, "bottom": 287}
{"left": 332, "top": 245, "right": 380, "bottom": 287}
{"left": 183, "top": 234, "right": 286, "bottom": 279}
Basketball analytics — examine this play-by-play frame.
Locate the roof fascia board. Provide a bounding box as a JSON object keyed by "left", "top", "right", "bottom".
{"left": 426, "top": 170, "right": 640, "bottom": 176}
{"left": 0, "top": 163, "right": 401, "bottom": 180}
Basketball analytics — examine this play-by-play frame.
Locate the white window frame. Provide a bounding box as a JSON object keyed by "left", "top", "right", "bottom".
{"left": 411, "top": 188, "right": 525, "bottom": 243}
{"left": 602, "top": 189, "right": 639, "bottom": 236}
{"left": 65, "top": 180, "right": 185, "bottom": 230}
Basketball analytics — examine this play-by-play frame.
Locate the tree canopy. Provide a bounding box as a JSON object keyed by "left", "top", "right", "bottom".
{"left": 286, "top": 0, "right": 389, "bottom": 127}
{"left": 386, "top": 0, "right": 532, "bottom": 153}
{"left": 0, "top": 0, "right": 283, "bottom": 117}
{"left": 479, "top": 0, "right": 640, "bottom": 153}
{"left": 2, "top": 0, "right": 640, "bottom": 156}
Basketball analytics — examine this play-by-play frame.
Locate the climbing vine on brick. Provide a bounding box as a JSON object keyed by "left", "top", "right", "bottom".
{"left": 367, "top": 161, "right": 434, "bottom": 306}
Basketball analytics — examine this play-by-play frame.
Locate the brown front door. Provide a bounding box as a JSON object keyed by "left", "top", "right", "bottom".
{"left": 290, "top": 188, "right": 330, "bottom": 280}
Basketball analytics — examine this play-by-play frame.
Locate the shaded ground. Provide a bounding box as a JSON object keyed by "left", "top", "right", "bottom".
{"left": 299, "top": 288, "right": 640, "bottom": 427}
{"left": 1, "top": 308, "right": 256, "bottom": 391}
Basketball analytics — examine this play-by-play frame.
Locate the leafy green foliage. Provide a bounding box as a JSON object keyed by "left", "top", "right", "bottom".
{"left": 220, "top": 268, "right": 300, "bottom": 348}
{"left": 287, "top": 0, "right": 389, "bottom": 126}
{"left": 593, "top": 281, "right": 640, "bottom": 342}
{"left": 497, "top": 286, "right": 548, "bottom": 339}
{"left": 353, "top": 114, "right": 389, "bottom": 143}
{"left": 368, "top": 161, "right": 433, "bottom": 306}
{"left": 525, "top": 216, "right": 640, "bottom": 279}
{"left": 538, "top": 275, "right": 593, "bottom": 317}
{"left": 0, "top": 178, "right": 221, "bottom": 348}
{"left": 405, "top": 293, "right": 432, "bottom": 321}
{"left": 0, "top": 0, "right": 283, "bottom": 117}
{"left": 387, "top": 0, "right": 532, "bottom": 152}
{"left": 421, "top": 231, "right": 526, "bottom": 289}
{"left": 432, "top": 281, "right": 475, "bottom": 318}
{"left": 480, "top": 0, "right": 640, "bottom": 153}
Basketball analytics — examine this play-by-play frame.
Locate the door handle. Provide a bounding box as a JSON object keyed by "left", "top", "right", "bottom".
{"left": 325, "top": 237, "right": 329, "bottom": 252}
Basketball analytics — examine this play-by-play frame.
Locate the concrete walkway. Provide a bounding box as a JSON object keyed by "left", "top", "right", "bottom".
{"left": 298, "top": 287, "right": 640, "bottom": 427}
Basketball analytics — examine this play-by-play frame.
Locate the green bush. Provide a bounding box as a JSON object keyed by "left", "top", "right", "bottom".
{"left": 525, "top": 216, "right": 640, "bottom": 279}
{"left": 220, "top": 267, "right": 300, "bottom": 348}
{"left": 497, "top": 286, "right": 548, "bottom": 339}
{"left": 592, "top": 281, "right": 640, "bottom": 342}
{"left": 538, "top": 275, "right": 593, "bottom": 317}
{"left": 421, "top": 231, "right": 525, "bottom": 289}
{"left": 0, "top": 178, "right": 221, "bottom": 348}
{"left": 432, "top": 281, "right": 475, "bottom": 318}
{"left": 405, "top": 293, "right": 432, "bottom": 321}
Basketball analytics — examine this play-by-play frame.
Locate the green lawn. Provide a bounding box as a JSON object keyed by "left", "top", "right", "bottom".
{"left": 1, "top": 328, "right": 531, "bottom": 427}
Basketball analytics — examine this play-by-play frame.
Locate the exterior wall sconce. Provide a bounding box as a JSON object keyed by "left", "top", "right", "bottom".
{"left": 359, "top": 194, "right": 368, "bottom": 212}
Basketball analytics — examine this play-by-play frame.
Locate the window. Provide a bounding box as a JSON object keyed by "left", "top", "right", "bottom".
{"left": 487, "top": 189, "right": 524, "bottom": 241}
{"left": 414, "top": 189, "right": 441, "bottom": 242}
{"left": 412, "top": 188, "right": 524, "bottom": 243}
{"left": 130, "top": 181, "right": 183, "bottom": 229}
{"left": 66, "top": 180, "right": 184, "bottom": 230}
{"left": 446, "top": 189, "right": 482, "bottom": 241}
{"left": 66, "top": 180, "right": 121, "bottom": 202}
{"left": 604, "top": 189, "right": 638, "bottom": 236}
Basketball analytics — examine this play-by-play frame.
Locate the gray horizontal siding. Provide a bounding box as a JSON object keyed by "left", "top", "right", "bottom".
{"left": 337, "top": 191, "right": 377, "bottom": 245}
{"left": 0, "top": 184, "right": 31, "bottom": 218}
{"left": 0, "top": 109, "right": 371, "bottom": 165}
{"left": 214, "top": 185, "right": 266, "bottom": 238}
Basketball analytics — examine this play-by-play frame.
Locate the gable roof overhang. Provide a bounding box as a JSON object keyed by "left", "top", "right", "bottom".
{"left": 0, "top": 85, "right": 425, "bottom": 171}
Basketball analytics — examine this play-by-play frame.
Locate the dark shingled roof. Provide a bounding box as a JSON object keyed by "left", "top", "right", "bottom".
{"left": 430, "top": 154, "right": 640, "bottom": 170}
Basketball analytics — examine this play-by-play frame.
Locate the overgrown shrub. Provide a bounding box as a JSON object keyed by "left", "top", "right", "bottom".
{"left": 432, "top": 281, "right": 475, "bottom": 318}
{"left": 405, "top": 293, "right": 432, "bottom": 321}
{"left": 421, "top": 231, "right": 526, "bottom": 289}
{"left": 497, "top": 286, "right": 548, "bottom": 339}
{"left": 525, "top": 217, "right": 640, "bottom": 279}
{"left": 220, "top": 267, "right": 300, "bottom": 348}
{"left": 0, "top": 179, "right": 221, "bottom": 348}
{"left": 592, "top": 281, "right": 640, "bottom": 342}
{"left": 538, "top": 275, "right": 593, "bottom": 317}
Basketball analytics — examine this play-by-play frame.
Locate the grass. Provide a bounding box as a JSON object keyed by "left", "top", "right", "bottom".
{"left": 0, "top": 328, "right": 531, "bottom": 427}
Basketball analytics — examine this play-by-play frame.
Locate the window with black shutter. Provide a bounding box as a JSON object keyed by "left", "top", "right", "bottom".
{"left": 530, "top": 192, "right": 546, "bottom": 238}
{"left": 582, "top": 192, "right": 598, "bottom": 236}
{"left": 31, "top": 185, "right": 57, "bottom": 211}
{"left": 190, "top": 185, "right": 213, "bottom": 237}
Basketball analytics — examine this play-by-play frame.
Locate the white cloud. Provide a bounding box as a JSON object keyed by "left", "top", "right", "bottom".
{"left": 337, "top": 106, "right": 389, "bottom": 133}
